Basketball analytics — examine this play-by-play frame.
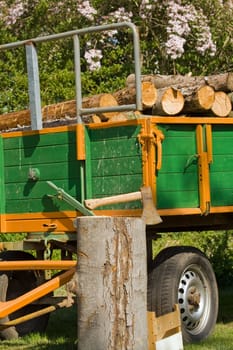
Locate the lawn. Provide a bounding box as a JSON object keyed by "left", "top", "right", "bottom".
{"left": 185, "top": 287, "right": 233, "bottom": 350}
{"left": 0, "top": 305, "right": 77, "bottom": 350}
{"left": 0, "top": 288, "right": 232, "bottom": 350}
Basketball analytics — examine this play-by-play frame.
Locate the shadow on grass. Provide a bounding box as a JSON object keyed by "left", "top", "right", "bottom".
{"left": 1, "top": 287, "right": 233, "bottom": 350}
{"left": 43, "top": 304, "right": 77, "bottom": 349}
{"left": 0, "top": 305, "right": 77, "bottom": 350}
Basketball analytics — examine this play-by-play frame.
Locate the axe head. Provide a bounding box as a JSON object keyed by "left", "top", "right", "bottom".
{"left": 140, "top": 186, "right": 162, "bottom": 225}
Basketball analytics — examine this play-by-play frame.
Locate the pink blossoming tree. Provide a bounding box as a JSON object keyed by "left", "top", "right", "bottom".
{"left": 0, "top": 0, "right": 232, "bottom": 111}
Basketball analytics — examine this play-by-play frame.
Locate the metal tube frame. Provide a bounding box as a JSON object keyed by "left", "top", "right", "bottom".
{"left": 0, "top": 22, "right": 142, "bottom": 129}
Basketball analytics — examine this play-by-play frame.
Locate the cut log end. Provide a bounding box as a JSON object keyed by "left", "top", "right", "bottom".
{"left": 97, "top": 94, "right": 118, "bottom": 121}
{"left": 141, "top": 81, "right": 157, "bottom": 108}
{"left": 113, "top": 81, "right": 157, "bottom": 110}
{"left": 211, "top": 91, "right": 232, "bottom": 117}
{"left": 161, "top": 88, "right": 184, "bottom": 115}
{"left": 197, "top": 86, "right": 215, "bottom": 110}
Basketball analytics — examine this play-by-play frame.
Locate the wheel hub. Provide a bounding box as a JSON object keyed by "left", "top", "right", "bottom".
{"left": 178, "top": 269, "right": 206, "bottom": 330}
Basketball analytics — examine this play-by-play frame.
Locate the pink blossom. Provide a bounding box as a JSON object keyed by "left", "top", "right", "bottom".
{"left": 0, "top": 0, "right": 27, "bottom": 26}
{"left": 108, "top": 7, "right": 133, "bottom": 23}
{"left": 165, "top": 1, "right": 216, "bottom": 59}
{"left": 84, "top": 48, "right": 103, "bottom": 71}
{"left": 165, "top": 34, "right": 186, "bottom": 59}
{"left": 139, "top": 0, "right": 154, "bottom": 19}
{"left": 77, "top": 1, "right": 97, "bottom": 21}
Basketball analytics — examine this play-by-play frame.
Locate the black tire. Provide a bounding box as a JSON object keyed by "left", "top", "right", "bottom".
{"left": 0, "top": 251, "right": 50, "bottom": 340}
{"left": 148, "top": 246, "right": 219, "bottom": 343}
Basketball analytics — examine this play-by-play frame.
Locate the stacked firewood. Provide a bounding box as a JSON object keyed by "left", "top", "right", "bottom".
{"left": 0, "top": 72, "right": 232, "bottom": 130}
{"left": 125, "top": 72, "right": 233, "bottom": 118}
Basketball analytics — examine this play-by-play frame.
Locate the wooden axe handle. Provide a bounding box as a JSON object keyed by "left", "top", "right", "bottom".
{"left": 84, "top": 191, "right": 142, "bottom": 210}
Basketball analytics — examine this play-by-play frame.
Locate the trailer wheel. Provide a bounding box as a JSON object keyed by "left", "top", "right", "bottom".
{"left": 147, "top": 246, "right": 218, "bottom": 343}
{"left": 0, "top": 251, "right": 50, "bottom": 340}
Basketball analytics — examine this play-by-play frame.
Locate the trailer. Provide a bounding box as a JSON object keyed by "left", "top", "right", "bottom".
{"left": 0, "top": 22, "right": 229, "bottom": 346}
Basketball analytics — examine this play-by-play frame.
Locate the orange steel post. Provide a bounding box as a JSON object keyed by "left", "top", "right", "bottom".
{"left": 76, "top": 123, "right": 86, "bottom": 160}
{"left": 138, "top": 119, "right": 157, "bottom": 197}
{"left": 206, "top": 124, "right": 213, "bottom": 164}
{"left": 196, "top": 124, "right": 211, "bottom": 215}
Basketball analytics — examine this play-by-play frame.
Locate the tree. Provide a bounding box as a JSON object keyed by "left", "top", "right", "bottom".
{"left": 0, "top": 0, "right": 232, "bottom": 112}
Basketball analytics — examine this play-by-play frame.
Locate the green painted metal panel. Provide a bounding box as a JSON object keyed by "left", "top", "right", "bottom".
{"left": 5, "top": 196, "right": 72, "bottom": 213}
{"left": 156, "top": 124, "right": 199, "bottom": 209}
{"left": 0, "top": 136, "right": 5, "bottom": 214}
{"left": 5, "top": 161, "right": 80, "bottom": 183}
{"left": 210, "top": 125, "right": 233, "bottom": 206}
{"left": 5, "top": 179, "right": 80, "bottom": 200}
{"left": 159, "top": 155, "right": 198, "bottom": 174}
{"left": 4, "top": 144, "right": 77, "bottom": 166}
{"left": 3, "top": 131, "right": 76, "bottom": 149}
{"left": 3, "top": 131, "right": 82, "bottom": 214}
{"left": 92, "top": 174, "right": 142, "bottom": 195}
{"left": 86, "top": 125, "right": 143, "bottom": 209}
{"left": 91, "top": 156, "right": 142, "bottom": 177}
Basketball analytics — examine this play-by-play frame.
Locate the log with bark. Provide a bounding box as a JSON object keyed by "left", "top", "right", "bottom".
{"left": 0, "top": 93, "right": 119, "bottom": 130}
{"left": 92, "top": 111, "right": 141, "bottom": 123}
{"left": 127, "top": 73, "right": 233, "bottom": 116}
{"left": 113, "top": 81, "right": 157, "bottom": 110}
{"left": 228, "top": 92, "right": 233, "bottom": 104}
{"left": 152, "top": 87, "right": 184, "bottom": 115}
{"left": 76, "top": 216, "right": 148, "bottom": 350}
{"left": 82, "top": 93, "right": 118, "bottom": 121}
{"left": 126, "top": 72, "right": 233, "bottom": 92}
{"left": 182, "top": 85, "right": 215, "bottom": 114}
{"left": 0, "top": 100, "right": 77, "bottom": 130}
{"left": 1, "top": 73, "right": 232, "bottom": 131}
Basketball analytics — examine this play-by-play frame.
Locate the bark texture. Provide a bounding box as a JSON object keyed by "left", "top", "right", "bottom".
{"left": 76, "top": 216, "right": 148, "bottom": 350}
{"left": 126, "top": 72, "right": 233, "bottom": 92}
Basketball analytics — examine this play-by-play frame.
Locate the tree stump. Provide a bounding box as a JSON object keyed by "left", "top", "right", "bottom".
{"left": 76, "top": 216, "right": 148, "bottom": 350}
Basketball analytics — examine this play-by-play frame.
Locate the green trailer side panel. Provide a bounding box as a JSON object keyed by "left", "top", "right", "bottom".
{"left": 86, "top": 125, "right": 143, "bottom": 209}
{"left": 0, "top": 136, "right": 5, "bottom": 214}
{"left": 3, "top": 131, "right": 82, "bottom": 214}
{"left": 3, "top": 131, "right": 76, "bottom": 149}
{"left": 156, "top": 124, "right": 199, "bottom": 209}
{"left": 210, "top": 125, "right": 233, "bottom": 206}
{"left": 5, "top": 161, "right": 79, "bottom": 184}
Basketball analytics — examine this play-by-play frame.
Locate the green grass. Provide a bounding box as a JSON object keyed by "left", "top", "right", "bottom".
{"left": 185, "top": 287, "right": 233, "bottom": 350}
{"left": 185, "top": 324, "right": 233, "bottom": 350}
{"left": 0, "top": 288, "right": 232, "bottom": 349}
{"left": 0, "top": 306, "right": 77, "bottom": 350}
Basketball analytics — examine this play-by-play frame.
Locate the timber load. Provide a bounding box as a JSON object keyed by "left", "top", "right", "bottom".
{"left": 0, "top": 72, "right": 233, "bottom": 131}
{"left": 126, "top": 72, "right": 233, "bottom": 118}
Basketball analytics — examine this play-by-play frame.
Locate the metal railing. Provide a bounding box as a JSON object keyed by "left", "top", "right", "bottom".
{"left": 0, "top": 22, "right": 142, "bottom": 130}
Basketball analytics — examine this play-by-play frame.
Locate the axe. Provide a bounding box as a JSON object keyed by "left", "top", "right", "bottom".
{"left": 84, "top": 186, "right": 162, "bottom": 225}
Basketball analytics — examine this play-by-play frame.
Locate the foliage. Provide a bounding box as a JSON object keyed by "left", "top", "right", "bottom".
{"left": 0, "top": 233, "right": 27, "bottom": 242}
{"left": 153, "top": 230, "right": 233, "bottom": 287}
{"left": 0, "top": 0, "right": 232, "bottom": 112}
